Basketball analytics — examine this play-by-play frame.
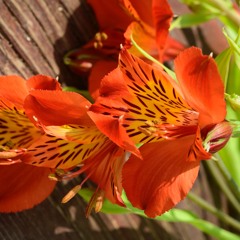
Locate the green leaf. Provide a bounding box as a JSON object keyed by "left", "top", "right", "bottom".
{"left": 223, "top": 28, "right": 240, "bottom": 55}
{"left": 170, "top": 13, "right": 216, "bottom": 30}
{"left": 225, "top": 93, "right": 240, "bottom": 111}
{"left": 220, "top": 104, "right": 240, "bottom": 187}
{"left": 180, "top": 0, "right": 223, "bottom": 14}
{"left": 215, "top": 48, "right": 232, "bottom": 88}
{"left": 227, "top": 60, "right": 240, "bottom": 95}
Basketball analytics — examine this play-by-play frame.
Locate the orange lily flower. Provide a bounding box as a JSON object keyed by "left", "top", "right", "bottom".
{"left": 89, "top": 47, "right": 232, "bottom": 217}
{"left": 22, "top": 84, "right": 127, "bottom": 213}
{"left": 65, "top": 0, "right": 184, "bottom": 99}
{"left": 0, "top": 74, "right": 126, "bottom": 213}
{"left": 0, "top": 75, "right": 60, "bottom": 212}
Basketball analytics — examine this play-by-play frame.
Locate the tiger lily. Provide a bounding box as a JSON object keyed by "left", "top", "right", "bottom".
{"left": 22, "top": 80, "right": 127, "bottom": 213}
{"left": 65, "top": 0, "right": 184, "bottom": 99}
{"left": 0, "top": 74, "right": 126, "bottom": 213}
{"left": 88, "top": 47, "right": 232, "bottom": 217}
{"left": 0, "top": 75, "right": 59, "bottom": 212}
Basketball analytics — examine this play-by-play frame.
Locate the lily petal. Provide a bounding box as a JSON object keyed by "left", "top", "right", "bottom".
{"left": 89, "top": 60, "right": 118, "bottom": 99}
{"left": 87, "top": 0, "right": 131, "bottom": 29}
{"left": 119, "top": 0, "right": 152, "bottom": 26}
{"left": 82, "top": 140, "right": 125, "bottom": 206}
{"left": 162, "top": 36, "right": 185, "bottom": 62}
{"left": 0, "top": 76, "right": 28, "bottom": 108}
{"left": 0, "top": 163, "right": 55, "bottom": 212}
{"left": 122, "top": 135, "right": 201, "bottom": 217}
{"left": 27, "top": 75, "right": 62, "bottom": 91}
{"left": 175, "top": 47, "right": 226, "bottom": 127}
{"left": 118, "top": 49, "right": 198, "bottom": 141}
{"left": 23, "top": 132, "right": 107, "bottom": 169}
{"left": 0, "top": 97, "right": 42, "bottom": 149}
{"left": 89, "top": 68, "right": 140, "bottom": 157}
{"left": 24, "top": 90, "right": 93, "bottom": 126}
{"left": 152, "top": 0, "right": 173, "bottom": 60}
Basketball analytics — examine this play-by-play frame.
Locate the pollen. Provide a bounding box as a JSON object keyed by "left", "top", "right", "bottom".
{"left": 94, "top": 32, "right": 108, "bottom": 49}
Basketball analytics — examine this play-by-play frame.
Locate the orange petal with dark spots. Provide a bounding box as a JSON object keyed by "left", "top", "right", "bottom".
{"left": 81, "top": 140, "right": 125, "bottom": 206}
{"left": 23, "top": 131, "right": 107, "bottom": 169}
{"left": 118, "top": 49, "right": 198, "bottom": 142}
{"left": 89, "top": 69, "right": 140, "bottom": 157}
{"left": 0, "top": 163, "right": 55, "bottom": 212}
{"left": 0, "top": 97, "right": 42, "bottom": 149}
{"left": 175, "top": 47, "right": 226, "bottom": 127}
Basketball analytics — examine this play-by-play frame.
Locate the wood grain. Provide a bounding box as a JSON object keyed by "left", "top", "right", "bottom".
{"left": 0, "top": 0, "right": 228, "bottom": 239}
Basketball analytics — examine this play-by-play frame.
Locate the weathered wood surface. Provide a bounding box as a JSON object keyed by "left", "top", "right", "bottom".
{"left": 0, "top": 0, "right": 230, "bottom": 239}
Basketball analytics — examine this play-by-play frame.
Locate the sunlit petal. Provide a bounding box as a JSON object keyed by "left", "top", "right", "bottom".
{"left": 175, "top": 47, "right": 226, "bottom": 127}
{"left": 0, "top": 97, "right": 42, "bottom": 149}
{"left": 27, "top": 75, "right": 62, "bottom": 91}
{"left": 24, "top": 90, "right": 92, "bottom": 126}
{"left": 118, "top": 49, "right": 198, "bottom": 143}
{"left": 0, "top": 76, "right": 28, "bottom": 108}
{"left": 23, "top": 133, "right": 107, "bottom": 169}
{"left": 123, "top": 136, "right": 200, "bottom": 217}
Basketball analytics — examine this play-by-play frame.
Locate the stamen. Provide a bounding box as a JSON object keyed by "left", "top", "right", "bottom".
{"left": 94, "top": 41, "right": 103, "bottom": 49}
{"left": 94, "top": 190, "right": 104, "bottom": 213}
{"left": 85, "top": 189, "right": 105, "bottom": 217}
{"left": 61, "top": 184, "right": 82, "bottom": 203}
{"left": 94, "top": 32, "right": 108, "bottom": 49}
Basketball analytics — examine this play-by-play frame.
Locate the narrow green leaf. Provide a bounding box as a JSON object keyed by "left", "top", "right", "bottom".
{"left": 170, "top": 13, "right": 216, "bottom": 30}
{"left": 220, "top": 104, "right": 240, "bottom": 186}
{"left": 226, "top": 59, "right": 240, "bottom": 95}
{"left": 215, "top": 48, "right": 232, "bottom": 88}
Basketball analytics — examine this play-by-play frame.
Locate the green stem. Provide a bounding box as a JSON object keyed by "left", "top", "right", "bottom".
{"left": 187, "top": 192, "right": 240, "bottom": 230}
{"left": 130, "top": 34, "right": 176, "bottom": 80}
{"left": 208, "top": 0, "right": 240, "bottom": 27}
{"left": 204, "top": 160, "right": 240, "bottom": 213}
{"left": 215, "top": 154, "right": 240, "bottom": 201}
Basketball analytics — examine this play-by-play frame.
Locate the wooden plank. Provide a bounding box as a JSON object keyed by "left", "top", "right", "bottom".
{"left": 0, "top": 0, "right": 225, "bottom": 239}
